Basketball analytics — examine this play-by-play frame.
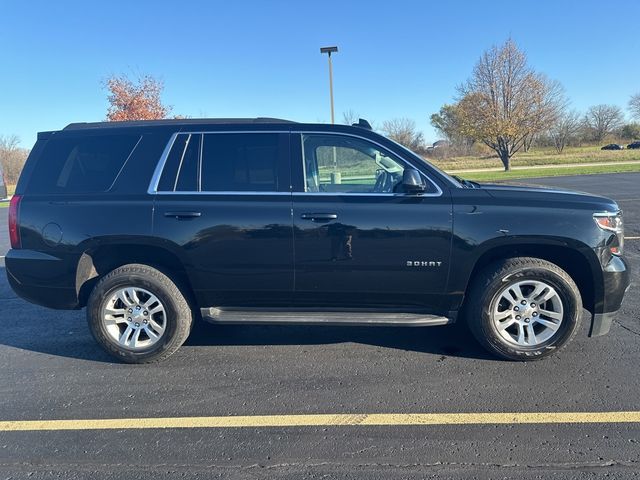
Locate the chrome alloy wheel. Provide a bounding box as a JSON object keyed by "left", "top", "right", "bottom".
{"left": 491, "top": 280, "right": 564, "bottom": 347}
{"left": 101, "top": 287, "right": 167, "bottom": 350}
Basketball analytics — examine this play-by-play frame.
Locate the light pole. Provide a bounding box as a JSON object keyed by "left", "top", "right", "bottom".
{"left": 320, "top": 46, "right": 338, "bottom": 124}
{"left": 320, "top": 46, "right": 340, "bottom": 183}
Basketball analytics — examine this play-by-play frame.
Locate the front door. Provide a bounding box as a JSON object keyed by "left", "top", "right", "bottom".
{"left": 152, "top": 131, "right": 294, "bottom": 307}
{"left": 291, "top": 132, "right": 452, "bottom": 310}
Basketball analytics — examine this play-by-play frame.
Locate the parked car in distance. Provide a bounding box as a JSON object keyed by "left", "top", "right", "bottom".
{"left": 0, "top": 163, "right": 7, "bottom": 200}
{"left": 601, "top": 144, "right": 624, "bottom": 150}
{"left": 5, "top": 118, "right": 631, "bottom": 363}
{"left": 627, "top": 141, "right": 640, "bottom": 149}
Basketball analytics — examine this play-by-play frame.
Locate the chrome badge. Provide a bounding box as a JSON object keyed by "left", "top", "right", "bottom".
{"left": 407, "top": 260, "right": 442, "bottom": 267}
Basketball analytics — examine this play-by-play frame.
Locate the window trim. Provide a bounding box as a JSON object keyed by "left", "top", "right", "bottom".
{"left": 294, "top": 131, "right": 443, "bottom": 197}
{"left": 147, "top": 130, "right": 443, "bottom": 197}
{"left": 148, "top": 130, "right": 287, "bottom": 195}
{"left": 172, "top": 133, "right": 193, "bottom": 192}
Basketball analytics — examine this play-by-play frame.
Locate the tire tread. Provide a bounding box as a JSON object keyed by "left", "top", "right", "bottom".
{"left": 465, "top": 257, "right": 582, "bottom": 361}
{"left": 87, "top": 263, "right": 192, "bottom": 363}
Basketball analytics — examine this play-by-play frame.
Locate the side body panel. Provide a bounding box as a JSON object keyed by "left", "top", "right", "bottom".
{"left": 6, "top": 130, "right": 171, "bottom": 308}
{"left": 448, "top": 188, "right": 625, "bottom": 315}
{"left": 149, "top": 129, "right": 295, "bottom": 307}
{"left": 152, "top": 193, "right": 294, "bottom": 307}
{"left": 289, "top": 131, "right": 454, "bottom": 311}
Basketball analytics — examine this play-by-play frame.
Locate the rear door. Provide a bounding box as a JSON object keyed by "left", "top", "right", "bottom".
{"left": 151, "top": 130, "right": 294, "bottom": 307}
{"left": 291, "top": 132, "right": 452, "bottom": 310}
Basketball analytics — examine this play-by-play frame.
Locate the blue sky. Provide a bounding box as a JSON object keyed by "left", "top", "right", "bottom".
{"left": 2, "top": 0, "right": 639, "bottom": 147}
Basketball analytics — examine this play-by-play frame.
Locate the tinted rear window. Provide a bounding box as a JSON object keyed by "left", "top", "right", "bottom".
{"left": 201, "top": 133, "right": 280, "bottom": 192}
{"left": 28, "top": 134, "right": 140, "bottom": 194}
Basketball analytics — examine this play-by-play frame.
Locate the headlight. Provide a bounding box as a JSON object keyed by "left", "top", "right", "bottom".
{"left": 594, "top": 211, "right": 624, "bottom": 255}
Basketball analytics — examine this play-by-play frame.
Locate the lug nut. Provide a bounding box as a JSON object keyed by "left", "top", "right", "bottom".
{"left": 514, "top": 306, "right": 520, "bottom": 312}
{"left": 136, "top": 305, "right": 141, "bottom": 310}
{"left": 143, "top": 319, "right": 148, "bottom": 324}
{"left": 128, "top": 308, "right": 133, "bottom": 313}
{"left": 127, "top": 317, "right": 132, "bottom": 322}
{"left": 515, "top": 315, "right": 521, "bottom": 320}
{"left": 524, "top": 318, "right": 530, "bottom": 323}
{"left": 135, "top": 322, "right": 140, "bottom": 327}
{"left": 531, "top": 303, "right": 536, "bottom": 307}
{"left": 521, "top": 300, "right": 527, "bottom": 305}
{"left": 143, "top": 311, "right": 148, "bottom": 316}
{"left": 532, "top": 312, "right": 538, "bottom": 317}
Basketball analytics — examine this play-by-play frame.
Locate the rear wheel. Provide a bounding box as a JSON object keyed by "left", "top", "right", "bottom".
{"left": 465, "top": 257, "right": 582, "bottom": 361}
{"left": 87, "top": 264, "right": 193, "bottom": 363}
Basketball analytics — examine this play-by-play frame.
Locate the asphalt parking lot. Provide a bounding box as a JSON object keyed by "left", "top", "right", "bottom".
{"left": 0, "top": 173, "right": 638, "bottom": 479}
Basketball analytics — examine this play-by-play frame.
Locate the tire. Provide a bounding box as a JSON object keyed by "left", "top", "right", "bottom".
{"left": 87, "top": 264, "right": 193, "bottom": 363}
{"left": 464, "top": 257, "right": 582, "bottom": 361}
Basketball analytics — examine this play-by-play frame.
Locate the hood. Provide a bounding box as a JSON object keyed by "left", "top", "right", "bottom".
{"left": 477, "top": 181, "right": 620, "bottom": 212}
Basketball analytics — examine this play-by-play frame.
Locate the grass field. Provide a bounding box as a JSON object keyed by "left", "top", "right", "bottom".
{"left": 431, "top": 145, "right": 640, "bottom": 171}
{"left": 459, "top": 162, "right": 640, "bottom": 182}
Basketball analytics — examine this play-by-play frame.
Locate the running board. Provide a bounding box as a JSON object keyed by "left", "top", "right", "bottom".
{"left": 200, "top": 307, "right": 452, "bottom": 327}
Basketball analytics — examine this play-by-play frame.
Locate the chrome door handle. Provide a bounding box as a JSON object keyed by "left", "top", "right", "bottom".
{"left": 300, "top": 213, "right": 338, "bottom": 222}
{"left": 164, "top": 211, "right": 202, "bottom": 219}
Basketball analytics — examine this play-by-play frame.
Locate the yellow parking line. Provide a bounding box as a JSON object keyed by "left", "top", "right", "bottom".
{"left": 1, "top": 411, "right": 640, "bottom": 432}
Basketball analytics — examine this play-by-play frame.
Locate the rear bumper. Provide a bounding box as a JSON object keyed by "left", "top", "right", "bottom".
{"left": 5, "top": 249, "right": 80, "bottom": 309}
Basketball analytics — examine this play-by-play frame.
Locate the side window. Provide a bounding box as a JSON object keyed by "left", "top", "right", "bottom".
{"left": 201, "top": 133, "right": 281, "bottom": 192}
{"left": 157, "top": 134, "right": 200, "bottom": 192}
{"left": 28, "top": 134, "right": 140, "bottom": 194}
{"left": 302, "top": 134, "right": 405, "bottom": 194}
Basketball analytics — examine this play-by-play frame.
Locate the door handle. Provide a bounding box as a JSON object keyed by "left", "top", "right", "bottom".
{"left": 164, "top": 211, "right": 202, "bottom": 219}
{"left": 300, "top": 213, "right": 338, "bottom": 222}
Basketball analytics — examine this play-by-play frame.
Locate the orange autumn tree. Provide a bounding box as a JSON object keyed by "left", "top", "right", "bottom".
{"left": 105, "top": 74, "right": 171, "bottom": 121}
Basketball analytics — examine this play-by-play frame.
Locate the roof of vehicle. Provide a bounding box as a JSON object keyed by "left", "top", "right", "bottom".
{"left": 63, "top": 117, "right": 297, "bottom": 130}
{"left": 38, "top": 118, "right": 376, "bottom": 141}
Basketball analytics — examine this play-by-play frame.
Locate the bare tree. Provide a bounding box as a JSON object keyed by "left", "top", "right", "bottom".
{"left": 620, "top": 122, "right": 640, "bottom": 141}
{"left": 523, "top": 133, "right": 535, "bottom": 152}
{"left": 457, "top": 39, "right": 565, "bottom": 170}
{"left": 381, "top": 118, "right": 425, "bottom": 153}
{"left": 628, "top": 93, "right": 640, "bottom": 121}
{"left": 548, "top": 110, "right": 581, "bottom": 153}
{"left": 342, "top": 109, "right": 359, "bottom": 125}
{"left": 583, "top": 104, "right": 625, "bottom": 142}
{"left": 0, "top": 135, "right": 30, "bottom": 185}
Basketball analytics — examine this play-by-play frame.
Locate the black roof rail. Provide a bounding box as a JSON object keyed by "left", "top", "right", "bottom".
{"left": 63, "top": 117, "right": 296, "bottom": 130}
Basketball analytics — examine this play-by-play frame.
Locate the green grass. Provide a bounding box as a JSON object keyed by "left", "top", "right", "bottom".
{"left": 1, "top": 185, "right": 15, "bottom": 207}
{"left": 431, "top": 145, "right": 640, "bottom": 171}
{"left": 458, "top": 162, "right": 640, "bottom": 182}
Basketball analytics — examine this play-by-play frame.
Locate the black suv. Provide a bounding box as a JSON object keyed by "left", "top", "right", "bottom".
{"left": 6, "top": 119, "right": 630, "bottom": 363}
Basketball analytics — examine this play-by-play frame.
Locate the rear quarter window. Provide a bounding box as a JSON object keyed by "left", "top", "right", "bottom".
{"left": 28, "top": 134, "right": 141, "bottom": 194}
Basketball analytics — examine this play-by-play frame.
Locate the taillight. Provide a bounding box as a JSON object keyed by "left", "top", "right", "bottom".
{"left": 8, "top": 194, "right": 21, "bottom": 249}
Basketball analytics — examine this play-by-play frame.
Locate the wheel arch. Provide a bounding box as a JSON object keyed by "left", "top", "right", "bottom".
{"left": 464, "top": 241, "right": 603, "bottom": 315}
{"left": 75, "top": 242, "right": 196, "bottom": 309}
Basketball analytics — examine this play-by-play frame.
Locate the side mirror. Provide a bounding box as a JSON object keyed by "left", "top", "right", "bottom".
{"left": 402, "top": 168, "right": 426, "bottom": 193}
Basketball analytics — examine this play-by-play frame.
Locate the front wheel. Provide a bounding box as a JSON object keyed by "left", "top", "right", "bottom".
{"left": 87, "top": 264, "right": 193, "bottom": 363}
{"left": 465, "top": 257, "right": 582, "bottom": 361}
